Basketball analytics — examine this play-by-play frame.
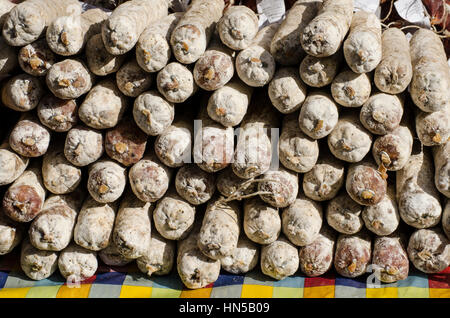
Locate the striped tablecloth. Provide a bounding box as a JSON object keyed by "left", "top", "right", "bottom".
{"left": 0, "top": 252, "right": 448, "bottom": 298}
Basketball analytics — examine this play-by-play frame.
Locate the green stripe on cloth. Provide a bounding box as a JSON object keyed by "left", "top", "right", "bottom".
{"left": 272, "top": 286, "right": 303, "bottom": 298}
{"left": 398, "top": 286, "right": 430, "bottom": 298}
{"left": 25, "top": 285, "right": 61, "bottom": 298}
{"left": 151, "top": 287, "right": 183, "bottom": 298}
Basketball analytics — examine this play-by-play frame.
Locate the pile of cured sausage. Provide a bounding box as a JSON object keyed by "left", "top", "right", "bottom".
{"left": 0, "top": 0, "right": 448, "bottom": 289}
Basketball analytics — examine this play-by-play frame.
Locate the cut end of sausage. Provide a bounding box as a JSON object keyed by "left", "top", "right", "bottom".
{"left": 3, "top": 185, "right": 42, "bottom": 222}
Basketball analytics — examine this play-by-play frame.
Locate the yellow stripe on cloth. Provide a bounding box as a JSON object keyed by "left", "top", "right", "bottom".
{"left": 241, "top": 285, "right": 273, "bottom": 298}
{"left": 56, "top": 284, "right": 92, "bottom": 298}
{"left": 0, "top": 287, "right": 31, "bottom": 298}
{"left": 366, "top": 287, "right": 398, "bottom": 298}
{"left": 429, "top": 288, "right": 450, "bottom": 298}
{"left": 119, "top": 285, "right": 152, "bottom": 298}
{"left": 303, "top": 286, "right": 335, "bottom": 298}
{"left": 180, "top": 287, "right": 212, "bottom": 298}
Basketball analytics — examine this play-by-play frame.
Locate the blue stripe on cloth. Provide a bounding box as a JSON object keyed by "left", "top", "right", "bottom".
{"left": 213, "top": 273, "right": 245, "bottom": 287}
{"left": 335, "top": 275, "right": 367, "bottom": 288}
{"left": 273, "top": 274, "right": 305, "bottom": 288}
{"left": 0, "top": 271, "right": 9, "bottom": 289}
{"left": 93, "top": 271, "right": 127, "bottom": 285}
{"left": 397, "top": 268, "right": 429, "bottom": 289}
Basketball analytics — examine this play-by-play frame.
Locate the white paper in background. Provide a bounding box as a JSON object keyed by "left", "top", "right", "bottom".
{"left": 257, "top": 0, "right": 286, "bottom": 28}
{"left": 170, "top": 0, "right": 191, "bottom": 12}
{"left": 354, "top": 0, "right": 380, "bottom": 14}
{"left": 394, "top": 0, "right": 432, "bottom": 29}
{"left": 258, "top": 13, "right": 269, "bottom": 28}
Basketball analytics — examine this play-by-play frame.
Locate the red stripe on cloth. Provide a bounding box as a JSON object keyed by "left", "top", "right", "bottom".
{"left": 63, "top": 275, "right": 97, "bottom": 286}
{"left": 204, "top": 283, "right": 214, "bottom": 289}
{"left": 304, "top": 272, "right": 336, "bottom": 288}
{"left": 80, "top": 275, "right": 97, "bottom": 285}
{"left": 428, "top": 267, "right": 450, "bottom": 289}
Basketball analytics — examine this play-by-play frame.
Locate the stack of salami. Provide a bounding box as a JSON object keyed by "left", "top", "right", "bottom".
{"left": 0, "top": 0, "right": 448, "bottom": 289}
